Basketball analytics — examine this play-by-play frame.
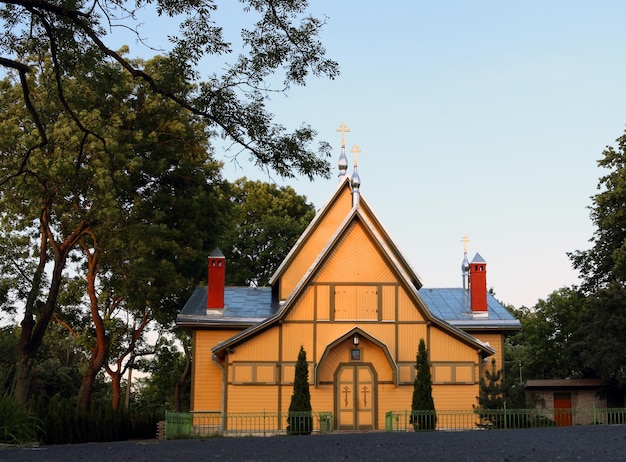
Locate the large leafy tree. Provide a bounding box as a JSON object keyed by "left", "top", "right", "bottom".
{"left": 568, "top": 128, "right": 626, "bottom": 399}
{"left": 578, "top": 282, "right": 626, "bottom": 400}
{"left": 0, "top": 0, "right": 338, "bottom": 182}
{"left": 570, "top": 130, "right": 626, "bottom": 291}
{"left": 505, "top": 287, "right": 587, "bottom": 381}
{"left": 222, "top": 178, "right": 315, "bottom": 286}
{"left": 0, "top": 54, "right": 227, "bottom": 405}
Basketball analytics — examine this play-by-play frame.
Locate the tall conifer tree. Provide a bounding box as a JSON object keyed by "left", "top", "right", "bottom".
{"left": 287, "top": 346, "right": 312, "bottom": 435}
{"left": 411, "top": 339, "right": 436, "bottom": 430}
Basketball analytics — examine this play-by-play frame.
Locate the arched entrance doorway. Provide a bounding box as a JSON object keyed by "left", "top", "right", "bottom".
{"left": 335, "top": 363, "right": 376, "bottom": 430}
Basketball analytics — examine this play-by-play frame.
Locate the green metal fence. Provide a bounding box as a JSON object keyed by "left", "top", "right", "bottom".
{"left": 164, "top": 411, "right": 333, "bottom": 438}
{"left": 385, "top": 406, "right": 626, "bottom": 432}
{"left": 164, "top": 406, "right": 626, "bottom": 438}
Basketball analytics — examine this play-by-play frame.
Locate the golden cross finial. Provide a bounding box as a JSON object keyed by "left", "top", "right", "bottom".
{"left": 336, "top": 122, "right": 351, "bottom": 147}
{"left": 461, "top": 235, "right": 470, "bottom": 253}
{"left": 350, "top": 144, "right": 362, "bottom": 166}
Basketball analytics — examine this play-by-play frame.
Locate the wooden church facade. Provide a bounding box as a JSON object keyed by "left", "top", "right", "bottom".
{"left": 177, "top": 134, "right": 520, "bottom": 431}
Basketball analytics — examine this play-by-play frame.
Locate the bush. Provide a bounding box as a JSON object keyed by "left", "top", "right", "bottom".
{"left": 0, "top": 393, "right": 41, "bottom": 444}
{"left": 32, "top": 395, "right": 162, "bottom": 444}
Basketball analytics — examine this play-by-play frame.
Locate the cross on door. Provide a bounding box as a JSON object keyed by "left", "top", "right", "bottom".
{"left": 361, "top": 385, "right": 369, "bottom": 407}
{"left": 343, "top": 386, "right": 350, "bottom": 407}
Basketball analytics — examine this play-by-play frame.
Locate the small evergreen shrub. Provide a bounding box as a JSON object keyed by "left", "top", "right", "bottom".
{"left": 411, "top": 339, "right": 437, "bottom": 431}
{"left": 287, "top": 346, "right": 312, "bottom": 435}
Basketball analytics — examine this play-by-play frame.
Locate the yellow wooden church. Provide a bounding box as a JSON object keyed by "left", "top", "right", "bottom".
{"left": 177, "top": 127, "right": 520, "bottom": 431}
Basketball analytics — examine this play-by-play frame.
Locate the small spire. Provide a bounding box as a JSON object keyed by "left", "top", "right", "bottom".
{"left": 461, "top": 235, "right": 470, "bottom": 291}
{"left": 336, "top": 123, "right": 350, "bottom": 180}
{"left": 350, "top": 144, "right": 362, "bottom": 207}
{"left": 350, "top": 144, "right": 362, "bottom": 189}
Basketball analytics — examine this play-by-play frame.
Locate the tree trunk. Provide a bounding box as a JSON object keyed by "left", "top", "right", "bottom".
{"left": 15, "top": 213, "right": 82, "bottom": 403}
{"left": 105, "top": 312, "right": 150, "bottom": 411}
{"left": 110, "top": 370, "right": 122, "bottom": 411}
{"left": 174, "top": 341, "right": 191, "bottom": 412}
{"left": 77, "top": 241, "right": 108, "bottom": 412}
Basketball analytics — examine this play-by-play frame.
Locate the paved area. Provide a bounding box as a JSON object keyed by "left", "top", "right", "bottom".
{"left": 2, "top": 425, "right": 626, "bottom": 461}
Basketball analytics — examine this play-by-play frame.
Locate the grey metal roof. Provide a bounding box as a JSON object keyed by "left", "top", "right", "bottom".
{"left": 176, "top": 286, "right": 274, "bottom": 326}
{"left": 471, "top": 253, "right": 486, "bottom": 263}
{"left": 178, "top": 284, "right": 520, "bottom": 332}
{"left": 418, "top": 288, "right": 521, "bottom": 330}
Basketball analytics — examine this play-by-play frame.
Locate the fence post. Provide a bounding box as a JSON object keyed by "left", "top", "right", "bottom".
{"left": 504, "top": 402, "right": 508, "bottom": 430}
{"left": 593, "top": 402, "right": 596, "bottom": 426}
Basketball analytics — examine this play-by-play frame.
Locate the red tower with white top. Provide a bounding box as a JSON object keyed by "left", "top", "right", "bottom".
{"left": 207, "top": 248, "right": 225, "bottom": 309}
{"left": 469, "top": 253, "right": 488, "bottom": 314}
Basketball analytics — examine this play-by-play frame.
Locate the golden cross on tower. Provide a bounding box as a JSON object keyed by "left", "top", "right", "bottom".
{"left": 350, "top": 144, "right": 362, "bottom": 166}
{"left": 461, "top": 235, "right": 470, "bottom": 253}
{"left": 336, "top": 122, "right": 351, "bottom": 147}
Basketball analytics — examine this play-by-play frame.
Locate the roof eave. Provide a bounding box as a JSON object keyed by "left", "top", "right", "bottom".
{"left": 449, "top": 320, "right": 522, "bottom": 331}
{"left": 176, "top": 315, "right": 265, "bottom": 329}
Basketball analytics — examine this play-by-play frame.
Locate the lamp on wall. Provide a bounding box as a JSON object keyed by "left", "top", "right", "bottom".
{"left": 353, "top": 333, "right": 360, "bottom": 346}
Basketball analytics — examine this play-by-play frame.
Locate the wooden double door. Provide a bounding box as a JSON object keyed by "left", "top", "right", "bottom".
{"left": 336, "top": 364, "right": 376, "bottom": 430}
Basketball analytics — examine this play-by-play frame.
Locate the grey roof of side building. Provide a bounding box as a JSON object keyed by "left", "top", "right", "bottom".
{"left": 177, "top": 286, "right": 520, "bottom": 331}
{"left": 418, "top": 287, "right": 521, "bottom": 330}
{"left": 176, "top": 286, "right": 274, "bottom": 327}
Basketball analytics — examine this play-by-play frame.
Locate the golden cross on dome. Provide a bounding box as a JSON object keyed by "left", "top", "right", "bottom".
{"left": 461, "top": 235, "right": 470, "bottom": 253}
{"left": 336, "top": 122, "right": 351, "bottom": 147}
{"left": 350, "top": 144, "right": 362, "bottom": 166}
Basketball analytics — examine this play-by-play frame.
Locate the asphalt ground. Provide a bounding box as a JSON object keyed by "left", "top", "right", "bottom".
{"left": 2, "top": 425, "right": 626, "bottom": 462}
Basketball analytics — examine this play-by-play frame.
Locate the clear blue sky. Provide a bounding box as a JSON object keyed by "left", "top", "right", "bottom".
{"left": 120, "top": 1, "right": 626, "bottom": 308}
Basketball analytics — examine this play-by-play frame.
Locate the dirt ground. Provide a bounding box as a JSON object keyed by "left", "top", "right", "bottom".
{"left": 2, "top": 425, "right": 626, "bottom": 462}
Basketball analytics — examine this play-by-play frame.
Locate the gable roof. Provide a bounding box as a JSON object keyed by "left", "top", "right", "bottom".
{"left": 211, "top": 206, "right": 496, "bottom": 358}
{"left": 269, "top": 177, "right": 424, "bottom": 291}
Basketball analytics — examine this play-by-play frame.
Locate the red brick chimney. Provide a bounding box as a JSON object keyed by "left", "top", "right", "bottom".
{"left": 207, "top": 248, "right": 225, "bottom": 309}
{"left": 469, "top": 253, "right": 488, "bottom": 314}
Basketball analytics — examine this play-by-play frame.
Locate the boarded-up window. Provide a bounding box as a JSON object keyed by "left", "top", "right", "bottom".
{"left": 432, "top": 362, "right": 475, "bottom": 384}
{"left": 433, "top": 365, "right": 452, "bottom": 383}
{"left": 455, "top": 364, "right": 474, "bottom": 383}
{"left": 282, "top": 364, "right": 295, "bottom": 384}
{"left": 233, "top": 364, "right": 253, "bottom": 384}
{"left": 232, "top": 363, "right": 277, "bottom": 384}
{"left": 256, "top": 365, "right": 276, "bottom": 384}
{"left": 399, "top": 364, "right": 414, "bottom": 384}
{"left": 333, "top": 285, "right": 379, "bottom": 320}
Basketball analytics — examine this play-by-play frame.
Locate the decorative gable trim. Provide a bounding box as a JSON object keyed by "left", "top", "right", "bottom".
{"left": 314, "top": 327, "right": 398, "bottom": 387}
{"left": 212, "top": 207, "right": 496, "bottom": 359}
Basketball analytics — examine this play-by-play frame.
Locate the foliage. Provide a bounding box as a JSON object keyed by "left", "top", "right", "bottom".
{"left": 474, "top": 359, "right": 505, "bottom": 428}
{"left": 31, "top": 395, "right": 160, "bottom": 444}
{"left": 411, "top": 339, "right": 436, "bottom": 431}
{"left": 135, "top": 335, "right": 191, "bottom": 413}
{"left": 0, "top": 1, "right": 338, "bottom": 181}
{"left": 287, "top": 346, "right": 312, "bottom": 435}
{"left": 0, "top": 366, "right": 41, "bottom": 444}
{"left": 0, "top": 52, "right": 228, "bottom": 406}
{"left": 222, "top": 178, "right": 316, "bottom": 286}
{"left": 505, "top": 288, "right": 587, "bottom": 381}
{"left": 570, "top": 129, "right": 626, "bottom": 291}
{"left": 476, "top": 359, "right": 504, "bottom": 410}
{"left": 578, "top": 282, "right": 626, "bottom": 397}
{"left": 567, "top": 128, "right": 626, "bottom": 397}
